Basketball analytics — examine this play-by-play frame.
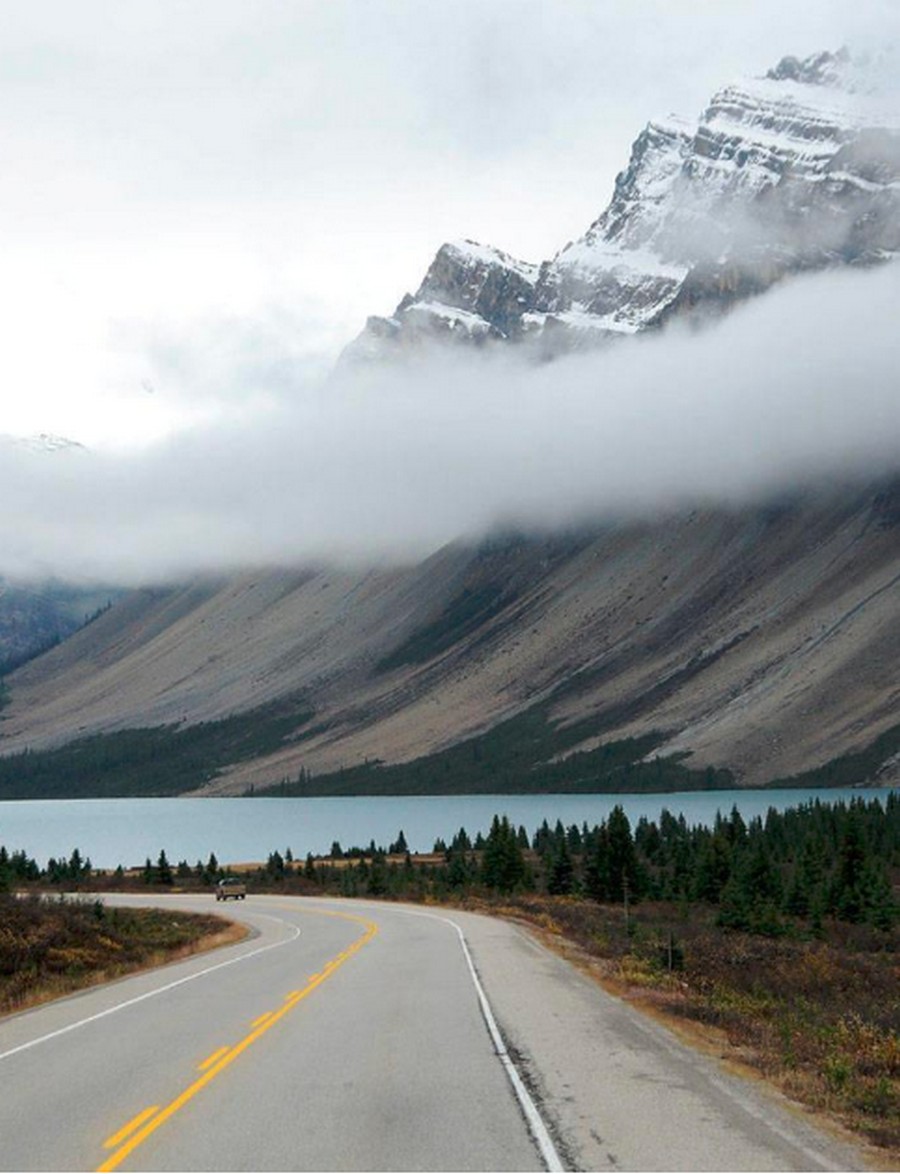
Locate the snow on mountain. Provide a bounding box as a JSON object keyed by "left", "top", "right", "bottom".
{"left": 347, "top": 49, "right": 900, "bottom": 360}
{"left": 2, "top": 432, "right": 86, "bottom": 455}
{"left": 342, "top": 239, "right": 541, "bottom": 360}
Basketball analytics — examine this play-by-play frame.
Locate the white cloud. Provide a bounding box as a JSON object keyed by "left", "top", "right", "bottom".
{"left": 2, "top": 263, "right": 898, "bottom": 583}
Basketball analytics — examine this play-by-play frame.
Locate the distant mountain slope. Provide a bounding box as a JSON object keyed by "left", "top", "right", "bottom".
{"left": 0, "top": 578, "right": 117, "bottom": 678}
{"left": 344, "top": 49, "right": 900, "bottom": 361}
{"left": 1, "top": 483, "right": 897, "bottom": 792}
{"left": 0, "top": 434, "right": 111, "bottom": 675}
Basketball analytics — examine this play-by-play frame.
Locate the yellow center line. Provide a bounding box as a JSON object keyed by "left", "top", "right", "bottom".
{"left": 97, "top": 910, "right": 377, "bottom": 1174}
{"left": 198, "top": 1046, "right": 230, "bottom": 1072}
{"left": 251, "top": 1011, "right": 273, "bottom": 1028}
{"left": 102, "top": 1106, "right": 160, "bottom": 1151}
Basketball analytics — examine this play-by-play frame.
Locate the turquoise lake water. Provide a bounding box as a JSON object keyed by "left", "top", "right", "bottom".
{"left": 0, "top": 787, "right": 893, "bottom": 869}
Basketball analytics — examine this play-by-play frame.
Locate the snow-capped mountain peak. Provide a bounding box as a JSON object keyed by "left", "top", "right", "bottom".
{"left": 346, "top": 48, "right": 900, "bottom": 361}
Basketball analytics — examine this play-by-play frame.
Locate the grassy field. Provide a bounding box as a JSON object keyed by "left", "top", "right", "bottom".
{"left": 0, "top": 894, "right": 244, "bottom": 1016}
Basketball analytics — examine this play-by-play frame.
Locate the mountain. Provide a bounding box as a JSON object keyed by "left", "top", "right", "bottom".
{"left": 1, "top": 482, "right": 898, "bottom": 794}
{"left": 0, "top": 435, "right": 115, "bottom": 675}
{"left": 0, "top": 581, "right": 115, "bottom": 677}
{"left": 1, "top": 51, "right": 898, "bottom": 797}
{"left": 344, "top": 49, "right": 900, "bottom": 361}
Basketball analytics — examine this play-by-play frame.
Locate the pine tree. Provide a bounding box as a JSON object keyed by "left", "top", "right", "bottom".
{"left": 832, "top": 811, "right": 868, "bottom": 922}
{"left": 692, "top": 833, "right": 731, "bottom": 903}
{"left": 546, "top": 837, "right": 575, "bottom": 896}
{"left": 585, "top": 824, "right": 611, "bottom": 902}
{"left": 607, "top": 806, "right": 639, "bottom": 903}
{"left": 446, "top": 846, "right": 472, "bottom": 889}
{"left": 157, "top": 850, "right": 173, "bottom": 886}
{"left": 390, "top": 830, "right": 408, "bottom": 855}
{"left": 481, "top": 816, "right": 527, "bottom": 892}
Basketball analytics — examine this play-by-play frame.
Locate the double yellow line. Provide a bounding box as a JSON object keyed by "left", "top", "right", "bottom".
{"left": 98, "top": 909, "right": 378, "bottom": 1173}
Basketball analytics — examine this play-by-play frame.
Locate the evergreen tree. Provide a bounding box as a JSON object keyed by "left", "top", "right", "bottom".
{"left": 481, "top": 816, "right": 527, "bottom": 892}
{"left": 156, "top": 850, "right": 173, "bottom": 886}
{"left": 446, "top": 845, "right": 472, "bottom": 889}
{"left": 452, "top": 827, "right": 472, "bottom": 852}
{"left": 607, "top": 806, "right": 639, "bottom": 903}
{"left": 692, "top": 833, "right": 731, "bottom": 903}
{"left": 584, "top": 824, "right": 611, "bottom": 902}
{"left": 832, "top": 810, "right": 868, "bottom": 922}
{"left": 546, "top": 837, "right": 575, "bottom": 896}
{"left": 532, "top": 819, "right": 552, "bottom": 856}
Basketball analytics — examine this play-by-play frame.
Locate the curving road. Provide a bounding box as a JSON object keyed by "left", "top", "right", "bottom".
{"left": 0, "top": 895, "right": 869, "bottom": 1172}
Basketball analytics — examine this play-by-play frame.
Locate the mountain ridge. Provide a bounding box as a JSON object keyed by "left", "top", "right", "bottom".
{"left": 2, "top": 481, "right": 898, "bottom": 793}
{"left": 344, "top": 48, "right": 900, "bottom": 361}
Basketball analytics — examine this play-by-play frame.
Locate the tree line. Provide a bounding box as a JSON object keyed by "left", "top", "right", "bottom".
{"left": 2, "top": 794, "right": 896, "bottom": 935}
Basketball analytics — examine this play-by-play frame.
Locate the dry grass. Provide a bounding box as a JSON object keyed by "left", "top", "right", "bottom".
{"left": 467, "top": 893, "right": 900, "bottom": 1163}
{"left": 0, "top": 894, "right": 246, "bottom": 1017}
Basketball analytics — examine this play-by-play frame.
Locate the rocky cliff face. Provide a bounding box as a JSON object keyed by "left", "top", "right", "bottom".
{"left": 346, "top": 49, "right": 900, "bottom": 360}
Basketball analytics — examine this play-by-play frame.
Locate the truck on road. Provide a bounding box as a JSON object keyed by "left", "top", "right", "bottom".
{"left": 215, "top": 877, "right": 247, "bottom": 901}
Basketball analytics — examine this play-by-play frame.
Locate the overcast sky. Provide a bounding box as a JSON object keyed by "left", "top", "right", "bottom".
{"left": 2, "top": 0, "right": 898, "bottom": 447}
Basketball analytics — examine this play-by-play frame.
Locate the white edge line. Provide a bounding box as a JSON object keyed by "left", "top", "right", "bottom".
{"left": 449, "top": 917, "right": 565, "bottom": 1173}
{"left": 0, "top": 912, "right": 300, "bottom": 1065}
{"left": 326, "top": 900, "right": 564, "bottom": 1173}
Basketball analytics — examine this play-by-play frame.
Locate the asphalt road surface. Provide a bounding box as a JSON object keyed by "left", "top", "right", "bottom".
{"left": 0, "top": 894, "right": 870, "bottom": 1172}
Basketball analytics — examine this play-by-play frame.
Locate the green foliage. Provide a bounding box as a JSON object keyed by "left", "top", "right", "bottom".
{"left": 546, "top": 836, "right": 575, "bottom": 895}
{"left": 772, "top": 724, "right": 900, "bottom": 789}
{"left": 156, "top": 850, "right": 173, "bottom": 886}
{"left": 274, "top": 704, "right": 729, "bottom": 796}
{"left": 0, "top": 699, "right": 314, "bottom": 799}
{"left": 480, "top": 815, "right": 530, "bottom": 892}
{"left": 375, "top": 583, "right": 514, "bottom": 673}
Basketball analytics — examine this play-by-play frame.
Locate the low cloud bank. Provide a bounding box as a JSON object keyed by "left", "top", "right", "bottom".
{"left": 3, "top": 263, "right": 899, "bottom": 584}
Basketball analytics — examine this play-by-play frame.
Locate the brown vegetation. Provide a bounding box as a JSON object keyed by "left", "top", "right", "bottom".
{"left": 0, "top": 894, "right": 244, "bottom": 1017}
{"left": 487, "top": 894, "right": 900, "bottom": 1161}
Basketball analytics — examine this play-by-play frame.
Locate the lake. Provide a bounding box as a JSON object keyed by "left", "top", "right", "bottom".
{"left": 0, "top": 788, "right": 894, "bottom": 869}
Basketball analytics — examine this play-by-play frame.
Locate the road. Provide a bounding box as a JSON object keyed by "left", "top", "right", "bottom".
{"left": 0, "top": 894, "right": 870, "bottom": 1172}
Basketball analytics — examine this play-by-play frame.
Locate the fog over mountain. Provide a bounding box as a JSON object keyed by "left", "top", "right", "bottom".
{"left": 2, "top": 260, "right": 899, "bottom": 584}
